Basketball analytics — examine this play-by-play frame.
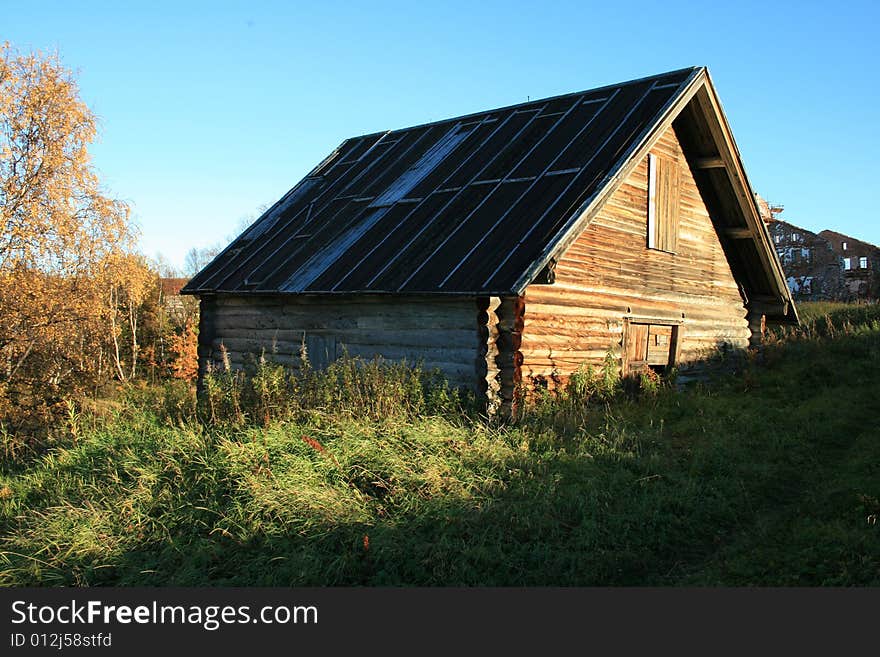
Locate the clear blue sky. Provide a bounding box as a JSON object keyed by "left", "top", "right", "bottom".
{"left": 6, "top": 0, "right": 879, "bottom": 270}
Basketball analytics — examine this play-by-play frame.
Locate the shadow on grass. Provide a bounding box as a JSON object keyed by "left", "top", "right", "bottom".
{"left": 2, "top": 306, "right": 879, "bottom": 586}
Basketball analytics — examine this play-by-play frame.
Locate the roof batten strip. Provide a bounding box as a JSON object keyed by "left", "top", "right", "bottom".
{"left": 355, "top": 107, "right": 556, "bottom": 289}
{"left": 281, "top": 206, "right": 392, "bottom": 291}
{"left": 202, "top": 132, "right": 395, "bottom": 291}
{"left": 194, "top": 133, "right": 393, "bottom": 289}
{"left": 369, "top": 123, "right": 474, "bottom": 208}
{"left": 329, "top": 110, "right": 532, "bottom": 291}
{"left": 500, "top": 176, "right": 538, "bottom": 183}
{"left": 441, "top": 88, "right": 631, "bottom": 289}
{"left": 544, "top": 167, "right": 581, "bottom": 176}
{"left": 255, "top": 127, "right": 442, "bottom": 290}
{"left": 243, "top": 202, "right": 315, "bottom": 287}
{"left": 481, "top": 82, "right": 663, "bottom": 288}
{"left": 402, "top": 93, "right": 595, "bottom": 290}
{"left": 512, "top": 67, "right": 708, "bottom": 291}
{"left": 195, "top": 197, "right": 313, "bottom": 291}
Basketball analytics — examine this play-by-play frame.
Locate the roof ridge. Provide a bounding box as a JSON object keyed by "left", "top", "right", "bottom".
{"left": 344, "top": 67, "right": 703, "bottom": 141}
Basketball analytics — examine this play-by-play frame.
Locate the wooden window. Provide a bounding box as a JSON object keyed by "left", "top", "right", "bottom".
{"left": 844, "top": 257, "right": 852, "bottom": 271}
{"left": 859, "top": 256, "right": 868, "bottom": 269}
{"left": 304, "top": 334, "right": 338, "bottom": 369}
{"left": 647, "top": 153, "right": 680, "bottom": 252}
{"left": 624, "top": 320, "right": 681, "bottom": 375}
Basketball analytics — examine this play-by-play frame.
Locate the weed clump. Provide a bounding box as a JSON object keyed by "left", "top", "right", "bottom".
{"left": 518, "top": 351, "right": 667, "bottom": 435}
{"left": 198, "top": 348, "right": 472, "bottom": 427}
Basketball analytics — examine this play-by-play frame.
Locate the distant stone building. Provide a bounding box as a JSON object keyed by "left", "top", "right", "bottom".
{"left": 818, "top": 230, "right": 880, "bottom": 300}
{"left": 766, "top": 219, "right": 844, "bottom": 301}
{"left": 757, "top": 196, "right": 878, "bottom": 302}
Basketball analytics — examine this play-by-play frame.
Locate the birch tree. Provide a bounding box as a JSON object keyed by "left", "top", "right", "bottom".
{"left": 0, "top": 42, "right": 137, "bottom": 416}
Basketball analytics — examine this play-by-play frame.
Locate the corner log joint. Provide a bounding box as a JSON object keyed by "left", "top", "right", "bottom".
{"left": 494, "top": 296, "right": 525, "bottom": 419}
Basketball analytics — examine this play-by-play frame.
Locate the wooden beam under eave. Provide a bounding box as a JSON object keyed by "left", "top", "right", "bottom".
{"left": 749, "top": 296, "right": 791, "bottom": 319}
{"left": 724, "top": 227, "right": 753, "bottom": 239}
{"left": 694, "top": 156, "right": 725, "bottom": 169}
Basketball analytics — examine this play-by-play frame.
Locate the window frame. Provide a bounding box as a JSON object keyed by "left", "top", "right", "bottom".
{"left": 623, "top": 317, "right": 682, "bottom": 376}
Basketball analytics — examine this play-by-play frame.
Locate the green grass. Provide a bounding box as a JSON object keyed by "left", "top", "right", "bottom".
{"left": 796, "top": 301, "right": 866, "bottom": 322}
{"left": 0, "top": 302, "right": 878, "bottom": 586}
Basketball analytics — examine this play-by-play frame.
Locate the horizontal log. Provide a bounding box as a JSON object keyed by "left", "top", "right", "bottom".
{"left": 340, "top": 344, "right": 478, "bottom": 364}
{"left": 211, "top": 338, "right": 478, "bottom": 365}
{"left": 213, "top": 312, "right": 477, "bottom": 332}
{"left": 522, "top": 303, "right": 747, "bottom": 328}
{"left": 522, "top": 347, "right": 620, "bottom": 362}
{"left": 525, "top": 282, "right": 745, "bottom": 311}
{"left": 340, "top": 329, "right": 481, "bottom": 349}
{"left": 212, "top": 324, "right": 482, "bottom": 360}
{"left": 522, "top": 317, "right": 748, "bottom": 339}
{"left": 524, "top": 301, "right": 748, "bottom": 322}
{"left": 215, "top": 295, "right": 474, "bottom": 309}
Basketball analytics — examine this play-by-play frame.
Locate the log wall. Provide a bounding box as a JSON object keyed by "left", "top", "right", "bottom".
{"left": 199, "top": 295, "right": 481, "bottom": 391}
{"left": 521, "top": 124, "right": 750, "bottom": 385}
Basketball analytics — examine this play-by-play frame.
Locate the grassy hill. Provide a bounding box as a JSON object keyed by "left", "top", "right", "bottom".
{"left": 1, "top": 303, "right": 878, "bottom": 586}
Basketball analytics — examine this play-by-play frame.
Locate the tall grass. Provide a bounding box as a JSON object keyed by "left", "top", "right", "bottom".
{"left": 196, "top": 350, "right": 473, "bottom": 427}
{"left": 0, "top": 303, "right": 878, "bottom": 586}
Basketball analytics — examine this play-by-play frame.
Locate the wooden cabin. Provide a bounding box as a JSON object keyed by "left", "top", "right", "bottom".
{"left": 182, "top": 67, "right": 796, "bottom": 415}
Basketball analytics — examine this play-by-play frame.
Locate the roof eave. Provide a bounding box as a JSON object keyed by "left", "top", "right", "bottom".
{"left": 512, "top": 66, "right": 799, "bottom": 326}
{"left": 698, "top": 68, "right": 799, "bottom": 325}
{"left": 177, "top": 288, "right": 520, "bottom": 298}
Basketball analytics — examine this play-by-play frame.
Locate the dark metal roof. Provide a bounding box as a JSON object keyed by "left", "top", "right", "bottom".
{"left": 183, "top": 67, "right": 702, "bottom": 296}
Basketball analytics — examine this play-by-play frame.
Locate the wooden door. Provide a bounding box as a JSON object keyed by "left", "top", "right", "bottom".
{"left": 625, "top": 323, "right": 650, "bottom": 373}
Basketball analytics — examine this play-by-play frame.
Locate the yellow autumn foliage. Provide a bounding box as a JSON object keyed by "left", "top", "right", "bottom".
{"left": 0, "top": 43, "right": 145, "bottom": 427}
